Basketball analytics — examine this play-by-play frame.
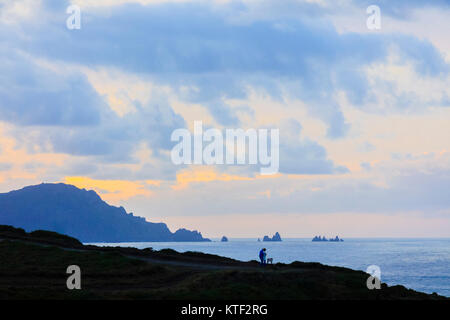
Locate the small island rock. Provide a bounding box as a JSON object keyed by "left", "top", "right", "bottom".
{"left": 262, "top": 232, "right": 282, "bottom": 242}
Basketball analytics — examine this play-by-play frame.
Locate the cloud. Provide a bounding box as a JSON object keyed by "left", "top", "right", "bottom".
{"left": 0, "top": 0, "right": 446, "bottom": 178}
{"left": 7, "top": 99, "right": 186, "bottom": 180}
{"left": 350, "top": 0, "right": 450, "bottom": 19}
{"left": 125, "top": 152, "right": 450, "bottom": 218}
{"left": 64, "top": 176, "right": 154, "bottom": 204}
{"left": 0, "top": 49, "right": 103, "bottom": 126}
{"left": 278, "top": 119, "right": 348, "bottom": 174}
{"left": 3, "top": 0, "right": 446, "bottom": 137}
{"left": 0, "top": 162, "right": 12, "bottom": 171}
{"left": 0, "top": 50, "right": 186, "bottom": 169}
{"left": 171, "top": 167, "right": 254, "bottom": 190}
{"left": 0, "top": 0, "right": 449, "bottom": 237}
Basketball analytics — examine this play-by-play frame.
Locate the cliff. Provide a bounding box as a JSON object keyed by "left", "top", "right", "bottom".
{"left": 0, "top": 183, "right": 210, "bottom": 242}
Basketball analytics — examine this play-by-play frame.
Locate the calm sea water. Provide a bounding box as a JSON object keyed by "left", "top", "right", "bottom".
{"left": 87, "top": 238, "right": 450, "bottom": 297}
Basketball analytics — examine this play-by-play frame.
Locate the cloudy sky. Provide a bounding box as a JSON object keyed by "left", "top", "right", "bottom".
{"left": 1, "top": 0, "right": 449, "bottom": 237}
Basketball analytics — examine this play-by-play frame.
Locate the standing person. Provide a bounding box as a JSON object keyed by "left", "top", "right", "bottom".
{"left": 259, "top": 248, "right": 267, "bottom": 266}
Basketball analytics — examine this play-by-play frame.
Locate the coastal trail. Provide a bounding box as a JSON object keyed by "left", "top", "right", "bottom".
{"left": 0, "top": 237, "right": 276, "bottom": 272}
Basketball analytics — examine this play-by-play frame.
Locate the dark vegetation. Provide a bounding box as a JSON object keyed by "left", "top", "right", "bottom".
{"left": 0, "top": 225, "right": 447, "bottom": 300}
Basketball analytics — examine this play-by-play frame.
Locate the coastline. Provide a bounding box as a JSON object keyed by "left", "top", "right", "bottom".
{"left": 0, "top": 227, "right": 447, "bottom": 300}
{"left": 85, "top": 237, "right": 450, "bottom": 297}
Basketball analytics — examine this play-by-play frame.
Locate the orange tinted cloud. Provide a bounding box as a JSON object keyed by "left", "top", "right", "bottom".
{"left": 171, "top": 167, "right": 281, "bottom": 190}
{"left": 0, "top": 125, "right": 68, "bottom": 186}
{"left": 172, "top": 167, "right": 253, "bottom": 190}
{"left": 64, "top": 176, "right": 157, "bottom": 204}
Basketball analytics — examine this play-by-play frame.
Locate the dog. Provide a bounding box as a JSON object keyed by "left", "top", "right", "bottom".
{"left": 267, "top": 258, "right": 273, "bottom": 264}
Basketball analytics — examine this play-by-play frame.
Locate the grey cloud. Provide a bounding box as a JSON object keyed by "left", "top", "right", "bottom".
{"left": 6, "top": 1, "right": 447, "bottom": 137}
{"left": 278, "top": 119, "right": 348, "bottom": 174}
{"left": 0, "top": 49, "right": 103, "bottom": 126}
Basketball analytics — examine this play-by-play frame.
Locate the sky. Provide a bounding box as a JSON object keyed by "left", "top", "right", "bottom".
{"left": 0, "top": 0, "right": 449, "bottom": 238}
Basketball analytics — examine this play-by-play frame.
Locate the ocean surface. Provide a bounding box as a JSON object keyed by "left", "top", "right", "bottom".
{"left": 87, "top": 238, "right": 450, "bottom": 297}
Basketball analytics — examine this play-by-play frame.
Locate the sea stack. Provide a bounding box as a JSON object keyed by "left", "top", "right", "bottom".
{"left": 312, "top": 235, "right": 344, "bottom": 242}
{"left": 262, "top": 232, "right": 282, "bottom": 242}
{"left": 221, "top": 236, "right": 228, "bottom": 242}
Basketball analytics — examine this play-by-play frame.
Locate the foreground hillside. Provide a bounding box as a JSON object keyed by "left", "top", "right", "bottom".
{"left": 0, "top": 226, "right": 446, "bottom": 300}
{"left": 0, "top": 183, "right": 209, "bottom": 242}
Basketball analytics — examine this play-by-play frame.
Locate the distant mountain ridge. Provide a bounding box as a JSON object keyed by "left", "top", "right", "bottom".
{"left": 0, "top": 183, "right": 210, "bottom": 242}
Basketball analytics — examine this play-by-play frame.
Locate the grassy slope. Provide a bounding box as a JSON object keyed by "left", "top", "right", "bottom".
{"left": 0, "top": 226, "right": 446, "bottom": 300}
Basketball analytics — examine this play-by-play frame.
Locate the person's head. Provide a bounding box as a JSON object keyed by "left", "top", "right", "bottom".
{"left": 263, "top": 248, "right": 266, "bottom": 251}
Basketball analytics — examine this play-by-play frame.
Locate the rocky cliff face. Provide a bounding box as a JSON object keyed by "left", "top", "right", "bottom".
{"left": 0, "top": 183, "right": 210, "bottom": 242}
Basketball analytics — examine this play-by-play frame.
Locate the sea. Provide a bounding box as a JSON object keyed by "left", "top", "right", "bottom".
{"left": 87, "top": 238, "right": 450, "bottom": 297}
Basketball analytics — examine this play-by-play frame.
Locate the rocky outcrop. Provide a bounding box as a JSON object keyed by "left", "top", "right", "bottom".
{"left": 0, "top": 183, "right": 210, "bottom": 242}
{"left": 263, "top": 232, "right": 282, "bottom": 242}
{"left": 312, "top": 235, "right": 344, "bottom": 242}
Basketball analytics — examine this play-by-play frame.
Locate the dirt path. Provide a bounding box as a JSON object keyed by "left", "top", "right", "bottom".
{"left": 124, "top": 254, "right": 266, "bottom": 271}
{"left": 1, "top": 237, "right": 268, "bottom": 271}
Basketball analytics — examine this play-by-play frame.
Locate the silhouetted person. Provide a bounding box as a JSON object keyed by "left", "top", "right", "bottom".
{"left": 259, "top": 248, "right": 267, "bottom": 265}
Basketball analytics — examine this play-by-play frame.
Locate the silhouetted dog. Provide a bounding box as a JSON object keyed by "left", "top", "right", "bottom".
{"left": 267, "top": 258, "right": 273, "bottom": 264}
